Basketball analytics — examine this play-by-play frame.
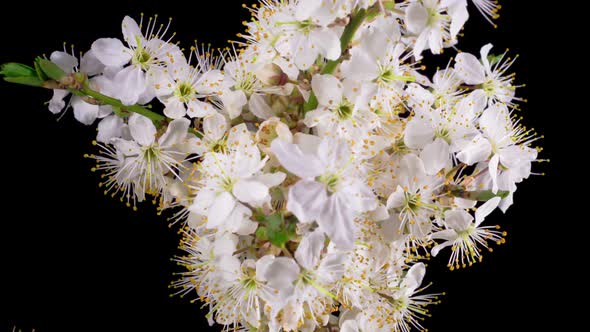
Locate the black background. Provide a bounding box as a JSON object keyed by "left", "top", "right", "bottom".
{"left": 1, "top": 1, "right": 569, "bottom": 331}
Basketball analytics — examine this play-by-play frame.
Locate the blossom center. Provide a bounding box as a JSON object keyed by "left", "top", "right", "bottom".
{"left": 175, "top": 81, "right": 195, "bottom": 102}
{"left": 318, "top": 173, "right": 340, "bottom": 193}
{"left": 133, "top": 48, "right": 153, "bottom": 70}
{"left": 336, "top": 103, "right": 354, "bottom": 120}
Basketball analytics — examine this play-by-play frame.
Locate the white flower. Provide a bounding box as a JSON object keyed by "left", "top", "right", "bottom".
{"left": 456, "top": 103, "right": 538, "bottom": 193}
{"left": 386, "top": 154, "right": 442, "bottom": 239}
{"left": 403, "top": 93, "right": 480, "bottom": 174}
{"left": 431, "top": 198, "right": 506, "bottom": 269}
{"left": 455, "top": 44, "right": 520, "bottom": 107}
{"left": 91, "top": 15, "right": 183, "bottom": 105}
{"left": 404, "top": 0, "right": 468, "bottom": 59}
{"left": 47, "top": 49, "right": 109, "bottom": 125}
{"left": 262, "top": 232, "right": 347, "bottom": 331}
{"left": 172, "top": 231, "right": 238, "bottom": 299}
{"left": 189, "top": 126, "right": 286, "bottom": 234}
{"left": 271, "top": 136, "right": 377, "bottom": 249}
{"left": 219, "top": 51, "right": 285, "bottom": 119}
{"left": 274, "top": 5, "right": 342, "bottom": 70}
{"left": 304, "top": 74, "right": 380, "bottom": 141}
{"left": 152, "top": 45, "right": 223, "bottom": 119}
{"left": 94, "top": 114, "right": 194, "bottom": 205}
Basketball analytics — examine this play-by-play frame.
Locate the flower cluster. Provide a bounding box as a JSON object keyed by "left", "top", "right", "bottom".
{"left": 1, "top": 1, "right": 542, "bottom": 331}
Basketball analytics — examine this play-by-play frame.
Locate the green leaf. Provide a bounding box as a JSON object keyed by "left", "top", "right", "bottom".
{"left": 449, "top": 186, "right": 510, "bottom": 201}
{"left": 4, "top": 76, "right": 44, "bottom": 87}
{"left": 36, "top": 58, "right": 66, "bottom": 80}
{"left": 0, "top": 63, "right": 37, "bottom": 78}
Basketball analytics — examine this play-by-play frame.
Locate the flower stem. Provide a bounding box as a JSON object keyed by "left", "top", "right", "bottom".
{"left": 76, "top": 86, "right": 167, "bottom": 127}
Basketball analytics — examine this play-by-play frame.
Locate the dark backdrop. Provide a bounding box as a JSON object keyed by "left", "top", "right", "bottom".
{"left": 1, "top": 1, "right": 565, "bottom": 331}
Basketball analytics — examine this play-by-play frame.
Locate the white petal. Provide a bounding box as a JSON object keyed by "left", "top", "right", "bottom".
{"left": 121, "top": 16, "right": 143, "bottom": 48}
{"left": 444, "top": 209, "right": 473, "bottom": 231}
{"left": 294, "top": 228, "right": 325, "bottom": 270}
{"left": 262, "top": 257, "right": 300, "bottom": 291}
{"left": 402, "top": 262, "right": 425, "bottom": 292}
{"left": 405, "top": 3, "right": 429, "bottom": 34}
{"left": 317, "top": 252, "right": 347, "bottom": 283}
{"left": 159, "top": 118, "right": 190, "bottom": 148}
{"left": 404, "top": 118, "right": 434, "bottom": 149}
{"left": 48, "top": 89, "right": 69, "bottom": 114}
{"left": 187, "top": 99, "right": 216, "bottom": 118}
{"left": 456, "top": 135, "right": 492, "bottom": 165}
{"left": 91, "top": 38, "right": 132, "bottom": 67}
{"left": 163, "top": 99, "right": 187, "bottom": 119}
{"left": 203, "top": 112, "right": 228, "bottom": 141}
{"left": 270, "top": 140, "right": 324, "bottom": 179}
{"left": 431, "top": 240, "right": 454, "bottom": 257}
{"left": 475, "top": 197, "right": 501, "bottom": 226}
{"left": 80, "top": 50, "right": 104, "bottom": 76}
{"left": 195, "top": 70, "right": 224, "bottom": 95}
{"left": 479, "top": 103, "right": 510, "bottom": 144}
{"left": 318, "top": 194, "right": 356, "bottom": 250}
{"left": 386, "top": 186, "right": 406, "bottom": 209}
{"left": 207, "top": 192, "right": 237, "bottom": 229}
{"left": 480, "top": 43, "right": 494, "bottom": 72}
{"left": 233, "top": 179, "right": 269, "bottom": 205}
{"left": 310, "top": 27, "right": 341, "bottom": 60}
{"left": 249, "top": 93, "right": 275, "bottom": 120}
{"left": 113, "top": 66, "right": 147, "bottom": 105}
{"left": 420, "top": 138, "right": 450, "bottom": 175}
{"left": 220, "top": 89, "right": 247, "bottom": 119}
{"left": 312, "top": 74, "right": 343, "bottom": 107}
{"left": 71, "top": 96, "right": 99, "bottom": 125}
{"left": 49, "top": 51, "right": 78, "bottom": 73}
{"left": 253, "top": 172, "right": 286, "bottom": 188}
{"left": 455, "top": 52, "right": 486, "bottom": 85}
{"left": 97, "top": 115, "right": 125, "bottom": 143}
{"left": 488, "top": 154, "right": 500, "bottom": 194}
{"left": 449, "top": 1, "right": 469, "bottom": 38}
{"left": 128, "top": 113, "right": 157, "bottom": 146}
{"left": 287, "top": 180, "right": 328, "bottom": 223}
{"left": 151, "top": 69, "right": 176, "bottom": 97}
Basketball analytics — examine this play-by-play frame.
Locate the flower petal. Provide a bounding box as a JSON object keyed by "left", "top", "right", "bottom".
{"left": 294, "top": 228, "right": 325, "bottom": 270}
{"left": 128, "top": 113, "right": 157, "bottom": 146}
{"left": 207, "top": 192, "right": 237, "bottom": 229}
{"left": 113, "top": 65, "right": 146, "bottom": 105}
{"left": 455, "top": 52, "right": 486, "bottom": 85}
{"left": 71, "top": 96, "right": 99, "bottom": 125}
{"left": 287, "top": 180, "right": 328, "bottom": 223}
{"left": 233, "top": 179, "right": 269, "bottom": 205}
{"left": 121, "top": 16, "right": 143, "bottom": 48}
{"left": 159, "top": 118, "right": 190, "bottom": 148}
{"left": 312, "top": 74, "right": 343, "bottom": 107}
{"left": 475, "top": 197, "right": 501, "bottom": 226}
{"left": 270, "top": 140, "right": 324, "bottom": 179}
{"left": 91, "top": 38, "right": 132, "bottom": 67}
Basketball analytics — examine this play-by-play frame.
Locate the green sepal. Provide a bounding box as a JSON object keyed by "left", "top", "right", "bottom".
{"left": 36, "top": 58, "right": 66, "bottom": 81}
{"left": 34, "top": 58, "right": 48, "bottom": 81}
{"left": 4, "top": 76, "right": 44, "bottom": 87}
{"left": 0, "top": 63, "right": 37, "bottom": 78}
{"left": 487, "top": 54, "right": 504, "bottom": 66}
{"left": 449, "top": 186, "right": 510, "bottom": 201}
{"left": 255, "top": 212, "right": 297, "bottom": 248}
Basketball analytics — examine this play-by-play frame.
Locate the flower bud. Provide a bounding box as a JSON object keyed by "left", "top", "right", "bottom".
{"left": 256, "top": 63, "right": 288, "bottom": 86}
{"left": 256, "top": 117, "right": 293, "bottom": 154}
